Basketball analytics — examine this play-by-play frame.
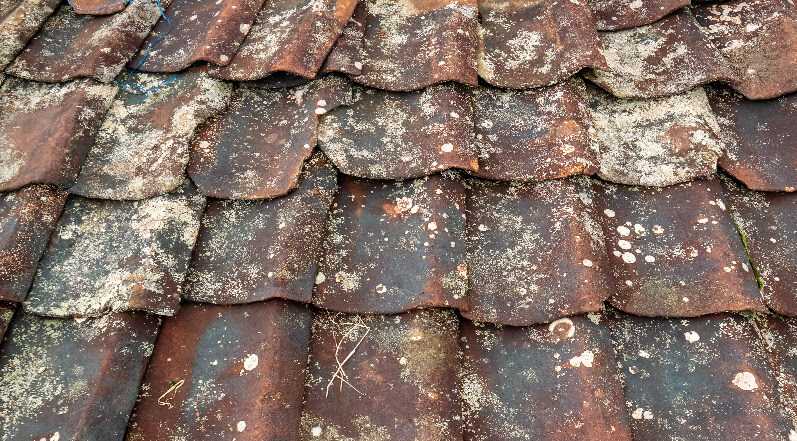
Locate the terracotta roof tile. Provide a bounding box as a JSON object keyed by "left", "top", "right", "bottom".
{"left": 464, "top": 177, "right": 613, "bottom": 326}
{"left": 708, "top": 87, "right": 797, "bottom": 192}
{"left": 313, "top": 173, "right": 469, "bottom": 313}
{"left": 320, "top": 1, "right": 365, "bottom": 76}
{"left": 584, "top": 9, "right": 735, "bottom": 98}
{"left": 595, "top": 178, "right": 765, "bottom": 316}
{"left": 126, "top": 300, "right": 312, "bottom": 440}
{"left": 477, "top": 0, "right": 608, "bottom": 89}
{"left": 0, "top": 78, "right": 116, "bottom": 192}
{"left": 608, "top": 310, "right": 793, "bottom": 441}
{"left": 300, "top": 308, "right": 462, "bottom": 439}
{"left": 588, "top": 85, "right": 724, "bottom": 187}
{"left": 129, "top": 0, "right": 265, "bottom": 72}
{"left": 460, "top": 314, "right": 633, "bottom": 440}
{"left": 591, "top": 0, "right": 690, "bottom": 31}
{"left": 209, "top": 0, "right": 357, "bottom": 81}
{"left": 755, "top": 313, "right": 797, "bottom": 428}
{"left": 0, "top": 185, "right": 67, "bottom": 303}
{"left": 0, "top": 302, "right": 13, "bottom": 341}
{"left": 24, "top": 182, "right": 205, "bottom": 317}
{"left": 693, "top": 0, "right": 797, "bottom": 99}
{"left": 184, "top": 153, "right": 337, "bottom": 305}
{"left": 188, "top": 76, "right": 350, "bottom": 199}
{"left": 5, "top": 2, "right": 165, "bottom": 82}
{"left": 354, "top": 0, "right": 479, "bottom": 91}
{"left": 70, "top": 0, "right": 125, "bottom": 15}
{"left": 0, "top": 311, "right": 159, "bottom": 440}
{"left": 71, "top": 69, "right": 231, "bottom": 200}
{"left": 318, "top": 83, "right": 477, "bottom": 179}
{"left": 0, "top": 0, "right": 60, "bottom": 69}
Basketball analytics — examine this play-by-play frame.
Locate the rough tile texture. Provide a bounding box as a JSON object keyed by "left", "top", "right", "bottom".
{"left": 464, "top": 177, "right": 613, "bottom": 326}
{"left": 184, "top": 153, "right": 337, "bottom": 305}
{"left": 210, "top": 0, "right": 357, "bottom": 81}
{"left": 69, "top": 0, "right": 125, "bottom": 14}
{"left": 0, "top": 311, "right": 159, "bottom": 441}
{"left": 595, "top": 178, "right": 765, "bottom": 316}
{"left": 189, "top": 76, "right": 350, "bottom": 199}
{"left": 126, "top": 300, "right": 312, "bottom": 441}
{"left": 0, "top": 0, "right": 60, "bottom": 69}
{"left": 130, "top": 0, "right": 266, "bottom": 71}
{"left": 708, "top": 87, "right": 797, "bottom": 192}
{"left": 355, "top": 0, "right": 479, "bottom": 91}
{"left": 755, "top": 313, "right": 797, "bottom": 429}
{"left": 460, "top": 314, "right": 633, "bottom": 441}
{"left": 314, "top": 173, "right": 469, "bottom": 313}
{"left": 477, "top": 0, "right": 608, "bottom": 89}
{"left": 0, "top": 78, "right": 116, "bottom": 192}
{"left": 591, "top": 0, "right": 690, "bottom": 30}
{"left": 300, "top": 308, "right": 462, "bottom": 439}
{"left": 24, "top": 182, "right": 205, "bottom": 317}
{"left": 320, "top": 1, "right": 365, "bottom": 75}
{"left": 588, "top": 85, "right": 724, "bottom": 187}
{"left": 0, "top": 303, "right": 13, "bottom": 341}
{"left": 608, "top": 310, "right": 793, "bottom": 441}
{"left": 71, "top": 70, "right": 231, "bottom": 200}
{"left": 318, "top": 83, "right": 477, "bottom": 179}
{"left": 5, "top": 1, "right": 167, "bottom": 82}
{"left": 0, "top": 185, "right": 67, "bottom": 303}
{"left": 584, "top": 9, "right": 734, "bottom": 98}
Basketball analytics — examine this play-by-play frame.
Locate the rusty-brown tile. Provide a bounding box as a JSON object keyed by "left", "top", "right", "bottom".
{"left": 184, "top": 153, "right": 337, "bottom": 305}
{"left": 126, "top": 300, "right": 312, "bottom": 441}
{"left": 608, "top": 310, "right": 792, "bottom": 441}
{"left": 0, "top": 78, "right": 116, "bottom": 192}
{"left": 587, "top": 85, "right": 724, "bottom": 187}
{"left": 354, "top": 0, "right": 478, "bottom": 91}
{"left": 754, "top": 313, "right": 797, "bottom": 430}
{"left": 0, "top": 311, "right": 160, "bottom": 441}
{"left": 595, "top": 178, "right": 765, "bottom": 316}
{"left": 708, "top": 87, "right": 797, "bottom": 192}
{"left": 477, "top": 0, "right": 607, "bottom": 89}
{"left": 461, "top": 314, "right": 632, "bottom": 441}
{"left": 188, "top": 76, "right": 350, "bottom": 199}
{"left": 693, "top": 0, "right": 797, "bottom": 99}
{"left": 314, "top": 173, "right": 469, "bottom": 314}
{"left": 723, "top": 178, "right": 797, "bottom": 315}
{"left": 320, "top": 1, "right": 365, "bottom": 76}
{"left": 300, "top": 308, "right": 461, "bottom": 439}
{"left": 5, "top": 2, "right": 166, "bottom": 82}
{"left": 0, "top": 302, "right": 13, "bottom": 341}
{"left": 129, "top": 0, "right": 265, "bottom": 72}
{"left": 0, "top": 0, "right": 60, "bottom": 69}
{"left": 472, "top": 77, "right": 599, "bottom": 182}
{"left": 71, "top": 69, "right": 231, "bottom": 200}
{"left": 24, "top": 182, "right": 205, "bottom": 317}
{"left": 318, "top": 83, "right": 477, "bottom": 179}
{"left": 209, "top": 0, "right": 357, "bottom": 81}
{"left": 70, "top": 0, "right": 125, "bottom": 14}
{"left": 591, "top": 0, "right": 690, "bottom": 30}
{"left": 0, "top": 185, "right": 67, "bottom": 303}
{"left": 584, "top": 9, "right": 735, "bottom": 98}
{"left": 465, "top": 177, "right": 613, "bottom": 326}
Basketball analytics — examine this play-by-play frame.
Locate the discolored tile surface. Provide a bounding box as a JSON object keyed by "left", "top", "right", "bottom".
{"left": 5, "top": 2, "right": 166, "bottom": 82}
{"left": 209, "top": 0, "right": 357, "bottom": 81}
{"left": 0, "top": 78, "right": 116, "bottom": 192}
{"left": 71, "top": 70, "right": 231, "bottom": 200}
{"left": 355, "top": 0, "right": 479, "bottom": 91}
{"left": 0, "top": 311, "right": 160, "bottom": 441}
{"left": 588, "top": 85, "right": 724, "bottom": 187}
{"left": 314, "top": 173, "right": 469, "bottom": 314}
{"left": 130, "top": 0, "right": 266, "bottom": 72}
{"left": 69, "top": 0, "right": 125, "bottom": 14}
{"left": 595, "top": 179, "right": 765, "bottom": 316}
{"left": 584, "top": 9, "right": 734, "bottom": 98}
{"left": 460, "top": 314, "right": 633, "bottom": 441}
{"left": 755, "top": 314, "right": 797, "bottom": 428}
{"left": 126, "top": 300, "right": 312, "bottom": 441}
{"left": 24, "top": 182, "right": 205, "bottom": 317}
{"left": 0, "top": 0, "right": 60, "bottom": 69}
{"left": 591, "top": 0, "right": 690, "bottom": 30}
{"left": 300, "top": 308, "right": 462, "bottom": 440}
{"left": 184, "top": 153, "right": 337, "bottom": 305}
{"left": 318, "top": 83, "right": 476, "bottom": 179}
{"left": 0, "top": 302, "right": 13, "bottom": 341}
{"left": 608, "top": 310, "right": 793, "bottom": 441}
{"left": 0, "top": 185, "right": 67, "bottom": 303}
{"left": 464, "top": 177, "right": 613, "bottom": 326}
{"left": 320, "top": 1, "right": 365, "bottom": 76}
{"left": 477, "top": 0, "right": 607, "bottom": 89}
{"left": 472, "top": 78, "right": 598, "bottom": 182}
{"left": 708, "top": 87, "right": 797, "bottom": 192}
{"left": 189, "top": 76, "right": 350, "bottom": 199}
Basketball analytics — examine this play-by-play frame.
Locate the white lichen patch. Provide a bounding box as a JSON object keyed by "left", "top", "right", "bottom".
{"left": 732, "top": 371, "right": 759, "bottom": 391}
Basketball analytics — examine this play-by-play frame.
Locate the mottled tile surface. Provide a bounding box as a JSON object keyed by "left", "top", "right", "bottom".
{"left": 0, "top": 302, "right": 13, "bottom": 342}
{"left": 591, "top": 0, "right": 690, "bottom": 30}
{"left": 0, "top": 0, "right": 60, "bottom": 68}
{"left": 69, "top": 0, "right": 125, "bottom": 14}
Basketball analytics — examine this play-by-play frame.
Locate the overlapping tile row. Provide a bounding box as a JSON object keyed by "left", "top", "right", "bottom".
{"left": 69, "top": 0, "right": 126, "bottom": 15}
{"left": 0, "top": 0, "right": 60, "bottom": 69}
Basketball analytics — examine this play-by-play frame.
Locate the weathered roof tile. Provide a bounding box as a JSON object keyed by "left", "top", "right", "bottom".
{"left": 591, "top": 0, "right": 689, "bottom": 31}
{"left": 754, "top": 313, "right": 797, "bottom": 429}
{"left": 320, "top": 1, "right": 365, "bottom": 76}
{"left": 69, "top": 0, "right": 125, "bottom": 15}
{"left": 0, "top": 0, "right": 60, "bottom": 69}
{"left": 0, "top": 302, "right": 13, "bottom": 341}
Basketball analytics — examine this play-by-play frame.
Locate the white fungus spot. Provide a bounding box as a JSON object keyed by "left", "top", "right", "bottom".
{"left": 428, "top": 222, "right": 438, "bottom": 230}
{"left": 315, "top": 272, "right": 326, "bottom": 284}
{"left": 237, "top": 421, "right": 246, "bottom": 432}
{"left": 603, "top": 209, "right": 616, "bottom": 218}
{"left": 312, "top": 426, "right": 323, "bottom": 437}
{"left": 239, "top": 23, "right": 250, "bottom": 33}
{"left": 582, "top": 259, "right": 593, "bottom": 267}
{"left": 376, "top": 284, "right": 387, "bottom": 294}
{"left": 243, "top": 354, "right": 258, "bottom": 371}
{"left": 732, "top": 371, "right": 759, "bottom": 390}
{"left": 618, "top": 240, "right": 632, "bottom": 250}
{"left": 477, "top": 224, "right": 489, "bottom": 231}
{"left": 644, "top": 255, "right": 655, "bottom": 263}
{"left": 617, "top": 225, "right": 631, "bottom": 236}
{"left": 441, "top": 143, "right": 454, "bottom": 153}
{"left": 568, "top": 350, "right": 595, "bottom": 368}
{"left": 548, "top": 317, "right": 575, "bottom": 339}
{"left": 622, "top": 252, "right": 636, "bottom": 263}
{"left": 684, "top": 331, "right": 700, "bottom": 343}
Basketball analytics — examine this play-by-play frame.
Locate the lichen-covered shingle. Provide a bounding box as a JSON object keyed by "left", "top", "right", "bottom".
{"left": 0, "top": 302, "right": 13, "bottom": 342}
{"left": 320, "top": 1, "right": 365, "bottom": 76}
{"left": 0, "top": 0, "right": 60, "bottom": 69}
{"left": 69, "top": 0, "right": 125, "bottom": 15}
{"left": 590, "top": 0, "right": 689, "bottom": 31}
